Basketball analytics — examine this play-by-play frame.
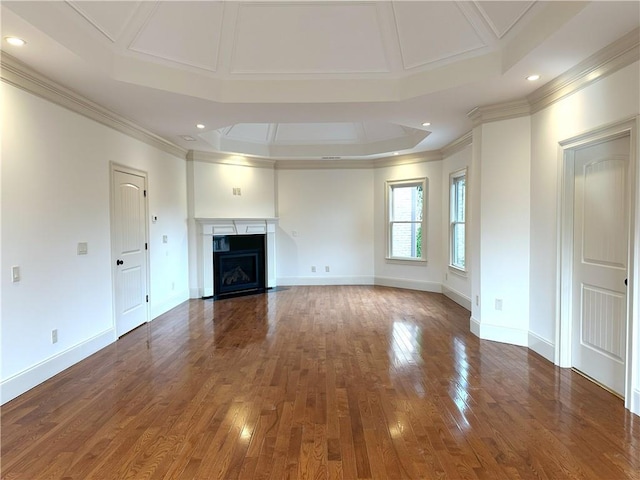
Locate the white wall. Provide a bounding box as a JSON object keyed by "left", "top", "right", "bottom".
{"left": 374, "top": 160, "right": 443, "bottom": 291}
{"left": 472, "top": 117, "right": 531, "bottom": 346}
{"left": 276, "top": 168, "right": 374, "bottom": 285}
{"left": 1, "top": 83, "right": 189, "bottom": 403}
{"left": 442, "top": 145, "right": 472, "bottom": 309}
{"left": 191, "top": 161, "right": 275, "bottom": 219}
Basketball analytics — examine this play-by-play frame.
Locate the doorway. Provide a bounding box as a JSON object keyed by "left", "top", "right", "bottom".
{"left": 558, "top": 121, "right": 636, "bottom": 405}
{"left": 111, "top": 164, "right": 149, "bottom": 337}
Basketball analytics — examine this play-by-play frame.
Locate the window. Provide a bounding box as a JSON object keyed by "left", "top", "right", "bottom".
{"left": 386, "top": 178, "right": 427, "bottom": 261}
{"left": 450, "top": 169, "right": 466, "bottom": 270}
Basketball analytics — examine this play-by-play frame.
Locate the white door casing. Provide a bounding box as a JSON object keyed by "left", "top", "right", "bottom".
{"left": 111, "top": 166, "right": 149, "bottom": 337}
{"left": 572, "top": 136, "right": 629, "bottom": 396}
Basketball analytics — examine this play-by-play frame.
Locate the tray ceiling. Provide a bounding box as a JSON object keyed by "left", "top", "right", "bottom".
{"left": 1, "top": 1, "right": 638, "bottom": 159}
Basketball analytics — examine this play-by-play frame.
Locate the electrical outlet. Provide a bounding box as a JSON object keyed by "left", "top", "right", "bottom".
{"left": 311, "top": 266, "right": 316, "bottom": 273}
{"left": 475, "top": 295, "right": 479, "bottom": 306}
{"left": 52, "top": 329, "right": 58, "bottom": 344}
{"left": 77, "top": 242, "right": 88, "bottom": 255}
{"left": 495, "top": 299, "right": 503, "bottom": 311}
{"left": 162, "top": 235, "right": 168, "bottom": 244}
{"left": 325, "top": 266, "right": 330, "bottom": 272}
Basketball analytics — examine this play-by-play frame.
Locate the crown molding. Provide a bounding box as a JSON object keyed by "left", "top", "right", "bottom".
{"left": 467, "top": 99, "right": 531, "bottom": 127}
{"left": 527, "top": 27, "right": 640, "bottom": 114}
{"left": 273, "top": 150, "right": 444, "bottom": 170}
{"left": 441, "top": 131, "right": 472, "bottom": 158}
{"left": 1, "top": 53, "right": 187, "bottom": 159}
{"left": 467, "top": 28, "right": 639, "bottom": 126}
{"left": 274, "top": 159, "right": 375, "bottom": 170}
{"left": 187, "top": 150, "right": 276, "bottom": 168}
{"left": 372, "top": 150, "right": 442, "bottom": 168}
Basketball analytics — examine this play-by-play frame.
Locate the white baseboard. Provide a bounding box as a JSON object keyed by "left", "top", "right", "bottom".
{"left": 374, "top": 276, "right": 442, "bottom": 293}
{"left": 470, "top": 316, "right": 481, "bottom": 337}
{"left": 471, "top": 320, "right": 528, "bottom": 347}
{"left": 528, "top": 331, "right": 555, "bottom": 362}
{"left": 150, "top": 289, "right": 190, "bottom": 319}
{"left": 1, "top": 329, "right": 115, "bottom": 405}
{"left": 277, "top": 275, "right": 374, "bottom": 286}
{"left": 630, "top": 389, "right": 640, "bottom": 417}
{"left": 442, "top": 286, "right": 471, "bottom": 310}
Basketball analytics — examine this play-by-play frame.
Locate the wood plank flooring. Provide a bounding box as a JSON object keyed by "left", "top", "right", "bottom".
{"left": 1, "top": 286, "right": 638, "bottom": 479}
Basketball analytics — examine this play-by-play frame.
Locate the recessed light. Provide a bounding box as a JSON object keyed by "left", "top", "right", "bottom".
{"left": 422, "top": 122, "right": 431, "bottom": 127}
{"left": 5, "top": 36, "right": 26, "bottom": 47}
{"left": 527, "top": 74, "right": 540, "bottom": 81}
{"left": 196, "top": 123, "right": 205, "bottom": 129}
{"left": 393, "top": 152, "right": 399, "bottom": 156}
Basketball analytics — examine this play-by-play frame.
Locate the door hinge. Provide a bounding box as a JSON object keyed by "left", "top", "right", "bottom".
{"left": 146, "top": 295, "right": 149, "bottom": 303}
{"left": 144, "top": 190, "right": 147, "bottom": 197}
{"left": 145, "top": 243, "right": 148, "bottom": 250}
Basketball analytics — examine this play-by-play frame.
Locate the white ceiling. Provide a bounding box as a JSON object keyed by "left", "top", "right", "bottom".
{"left": 1, "top": 1, "right": 639, "bottom": 160}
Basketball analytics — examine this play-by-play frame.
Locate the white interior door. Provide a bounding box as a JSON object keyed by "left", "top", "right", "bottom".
{"left": 112, "top": 169, "right": 148, "bottom": 337}
{"left": 572, "top": 135, "right": 629, "bottom": 396}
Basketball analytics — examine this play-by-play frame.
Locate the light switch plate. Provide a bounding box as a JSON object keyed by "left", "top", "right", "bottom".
{"left": 77, "top": 242, "right": 88, "bottom": 255}
{"left": 11, "top": 265, "right": 20, "bottom": 283}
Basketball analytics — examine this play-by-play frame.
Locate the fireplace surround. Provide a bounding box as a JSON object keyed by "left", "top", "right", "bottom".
{"left": 195, "top": 218, "right": 277, "bottom": 298}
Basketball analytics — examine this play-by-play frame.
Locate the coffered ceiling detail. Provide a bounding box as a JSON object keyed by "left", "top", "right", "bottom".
{"left": 231, "top": 3, "right": 389, "bottom": 74}
{"left": 474, "top": 1, "right": 535, "bottom": 39}
{"left": 2, "top": 1, "right": 638, "bottom": 159}
{"left": 199, "top": 122, "right": 429, "bottom": 159}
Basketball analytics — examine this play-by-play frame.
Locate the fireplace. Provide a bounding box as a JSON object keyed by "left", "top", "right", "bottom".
{"left": 194, "top": 218, "right": 277, "bottom": 299}
{"left": 213, "top": 234, "right": 266, "bottom": 299}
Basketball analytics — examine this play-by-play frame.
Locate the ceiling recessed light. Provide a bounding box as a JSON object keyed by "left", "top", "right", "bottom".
{"left": 393, "top": 152, "right": 399, "bottom": 155}
{"left": 422, "top": 122, "right": 431, "bottom": 127}
{"left": 196, "top": 123, "right": 205, "bottom": 129}
{"left": 527, "top": 74, "right": 541, "bottom": 81}
{"left": 5, "top": 36, "right": 26, "bottom": 47}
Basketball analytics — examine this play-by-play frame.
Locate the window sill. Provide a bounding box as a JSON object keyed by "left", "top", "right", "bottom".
{"left": 448, "top": 265, "right": 468, "bottom": 277}
{"left": 385, "top": 257, "right": 428, "bottom": 266}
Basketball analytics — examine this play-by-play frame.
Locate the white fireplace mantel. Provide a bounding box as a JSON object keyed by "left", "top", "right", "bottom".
{"left": 195, "top": 218, "right": 278, "bottom": 297}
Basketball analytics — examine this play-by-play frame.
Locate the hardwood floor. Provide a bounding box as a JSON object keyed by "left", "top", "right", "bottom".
{"left": 1, "top": 286, "right": 638, "bottom": 479}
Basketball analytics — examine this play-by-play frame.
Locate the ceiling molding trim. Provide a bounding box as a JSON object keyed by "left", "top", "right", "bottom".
{"left": 467, "top": 99, "right": 531, "bottom": 127}
{"left": 373, "top": 150, "right": 443, "bottom": 169}
{"left": 275, "top": 159, "right": 375, "bottom": 170}
{"left": 187, "top": 150, "right": 276, "bottom": 169}
{"left": 0, "top": 52, "right": 187, "bottom": 159}
{"left": 65, "top": 1, "right": 117, "bottom": 43}
{"left": 528, "top": 27, "right": 640, "bottom": 114}
{"left": 441, "top": 131, "right": 473, "bottom": 159}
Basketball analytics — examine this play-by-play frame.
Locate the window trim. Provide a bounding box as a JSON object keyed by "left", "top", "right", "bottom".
{"left": 385, "top": 177, "right": 428, "bottom": 263}
{"left": 449, "top": 168, "right": 467, "bottom": 273}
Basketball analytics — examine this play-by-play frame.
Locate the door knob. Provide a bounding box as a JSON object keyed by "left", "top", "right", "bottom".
{"left": 625, "top": 278, "right": 628, "bottom": 286}
{"left": 116, "top": 259, "right": 124, "bottom": 266}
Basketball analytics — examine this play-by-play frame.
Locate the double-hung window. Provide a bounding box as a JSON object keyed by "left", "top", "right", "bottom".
{"left": 386, "top": 178, "right": 427, "bottom": 261}
{"left": 450, "top": 169, "right": 466, "bottom": 270}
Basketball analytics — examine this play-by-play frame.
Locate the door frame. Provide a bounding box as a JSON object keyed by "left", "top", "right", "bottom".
{"left": 109, "top": 162, "right": 150, "bottom": 336}
{"left": 557, "top": 117, "right": 638, "bottom": 413}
